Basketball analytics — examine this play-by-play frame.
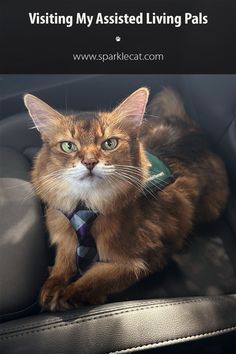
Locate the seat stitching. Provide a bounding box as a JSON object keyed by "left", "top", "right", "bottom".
{"left": 2, "top": 295, "right": 230, "bottom": 333}
{"left": 109, "top": 326, "right": 236, "bottom": 354}
{"left": 0, "top": 300, "right": 165, "bottom": 333}
{"left": 1, "top": 297, "right": 235, "bottom": 340}
{"left": 0, "top": 298, "right": 209, "bottom": 334}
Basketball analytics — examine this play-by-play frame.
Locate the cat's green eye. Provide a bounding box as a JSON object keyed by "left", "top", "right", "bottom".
{"left": 101, "top": 138, "right": 118, "bottom": 151}
{"left": 60, "top": 141, "right": 78, "bottom": 153}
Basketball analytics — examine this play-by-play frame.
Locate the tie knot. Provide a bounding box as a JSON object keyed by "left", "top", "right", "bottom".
{"left": 68, "top": 210, "right": 97, "bottom": 237}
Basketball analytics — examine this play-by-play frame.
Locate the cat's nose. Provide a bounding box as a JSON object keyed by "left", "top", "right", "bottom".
{"left": 82, "top": 158, "right": 98, "bottom": 171}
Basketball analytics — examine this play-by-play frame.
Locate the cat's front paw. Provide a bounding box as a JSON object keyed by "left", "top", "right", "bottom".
{"left": 61, "top": 282, "right": 107, "bottom": 307}
{"left": 40, "top": 276, "right": 73, "bottom": 311}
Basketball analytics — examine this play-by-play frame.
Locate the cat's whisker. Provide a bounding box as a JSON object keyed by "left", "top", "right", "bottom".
{"left": 4, "top": 181, "right": 32, "bottom": 190}
{"left": 144, "top": 178, "right": 170, "bottom": 196}
{"left": 111, "top": 175, "right": 143, "bottom": 196}
{"left": 118, "top": 164, "right": 165, "bottom": 175}
{"left": 113, "top": 170, "right": 144, "bottom": 185}
{"left": 64, "top": 171, "right": 87, "bottom": 177}
{"left": 114, "top": 168, "right": 145, "bottom": 178}
{"left": 116, "top": 167, "right": 147, "bottom": 178}
{"left": 37, "top": 169, "right": 71, "bottom": 180}
{"left": 115, "top": 168, "right": 143, "bottom": 174}
{"left": 38, "top": 169, "right": 86, "bottom": 182}
{"left": 100, "top": 171, "right": 116, "bottom": 177}
{"left": 24, "top": 175, "right": 70, "bottom": 203}
{"left": 38, "top": 166, "right": 85, "bottom": 177}
{"left": 107, "top": 175, "right": 133, "bottom": 199}
{"left": 115, "top": 165, "right": 171, "bottom": 196}
{"left": 31, "top": 181, "right": 66, "bottom": 202}
{"left": 115, "top": 169, "right": 151, "bottom": 181}
{"left": 117, "top": 169, "right": 148, "bottom": 182}
{"left": 36, "top": 176, "right": 68, "bottom": 188}
{"left": 112, "top": 171, "right": 145, "bottom": 195}
{"left": 112, "top": 170, "right": 140, "bottom": 184}
{"left": 114, "top": 164, "right": 144, "bottom": 170}
{"left": 113, "top": 171, "right": 160, "bottom": 201}
{"left": 34, "top": 177, "right": 64, "bottom": 188}
{"left": 103, "top": 175, "right": 124, "bottom": 196}
{"left": 20, "top": 190, "right": 38, "bottom": 204}
{"left": 116, "top": 166, "right": 143, "bottom": 174}
{"left": 145, "top": 113, "right": 161, "bottom": 119}
{"left": 113, "top": 171, "right": 144, "bottom": 187}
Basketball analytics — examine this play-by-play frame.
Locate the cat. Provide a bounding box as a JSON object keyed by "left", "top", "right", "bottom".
{"left": 24, "top": 87, "right": 229, "bottom": 311}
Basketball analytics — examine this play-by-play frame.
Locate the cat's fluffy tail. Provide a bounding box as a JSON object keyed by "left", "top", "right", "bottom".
{"left": 147, "top": 87, "right": 190, "bottom": 122}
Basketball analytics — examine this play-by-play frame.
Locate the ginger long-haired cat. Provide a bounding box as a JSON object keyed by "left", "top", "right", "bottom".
{"left": 24, "top": 87, "right": 229, "bottom": 311}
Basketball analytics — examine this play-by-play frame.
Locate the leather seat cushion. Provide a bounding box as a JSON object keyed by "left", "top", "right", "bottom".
{"left": 0, "top": 295, "right": 235, "bottom": 354}
{"left": 0, "top": 147, "right": 48, "bottom": 322}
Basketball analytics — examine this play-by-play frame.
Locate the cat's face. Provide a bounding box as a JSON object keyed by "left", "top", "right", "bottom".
{"left": 24, "top": 88, "right": 149, "bottom": 212}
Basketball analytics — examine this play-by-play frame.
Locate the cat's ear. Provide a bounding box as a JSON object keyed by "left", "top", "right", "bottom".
{"left": 24, "top": 94, "right": 63, "bottom": 141}
{"left": 113, "top": 87, "right": 149, "bottom": 134}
